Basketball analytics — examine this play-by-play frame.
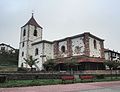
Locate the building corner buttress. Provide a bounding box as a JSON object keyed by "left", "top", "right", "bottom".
{"left": 100, "top": 41, "right": 105, "bottom": 59}
{"left": 67, "top": 38, "right": 72, "bottom": 57}
{"left": 53, "top": 41, "right": 59, "bottom": 58}
{"left": 84, "top": 33, "right": 90, "bottom": 56}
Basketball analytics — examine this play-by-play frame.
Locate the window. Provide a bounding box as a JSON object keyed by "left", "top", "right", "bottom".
{"left": 22, "top": 42, "right": 24, "bottom": 47}
{"left": 21, "top": 63, "right": 24, "bottom": 67}
{"left": 61, "top": 45, "right": 65, "bottom": 53}
{"left": 74, "top": 46, "right": 80, "bottom": 54}
{"left": 22, "top": 52, "right": 24, "bottom": 56}
{"left": 1, "top": 47, "right": 5, "bottom": 51}
{"left": 23, "top": 29, "right": 26, "bottom": 36}
{"left": 93, "top": 40, "right": 97, "bottom": 49}
{"left": 35, "top": 48, "right": 38, "bottom": 55}
{"left": 33, "top": 29, "right": 37, "bottom": 36}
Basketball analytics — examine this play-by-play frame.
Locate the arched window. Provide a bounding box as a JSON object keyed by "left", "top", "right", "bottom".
{"left": 33, "top": 29, "right": 37, "bottom": 36}
{"left": 94, "top": 40, "right": 97, "bottom": 49}
{"left": 21, "top": 63, "right": 24, "bottom": 67}
{"left": 22, "top": 42, "right": 24, "bottom": 47}
{"left": 35, "top": 48, "right": 38, "bottom": 55}
{"left": 61, "top": 45, "right": 65, "bottom": 53}
{"left": 22, "top": 52, "right": 24, "bottom": 57}
{"left": 23, "top": 29, "right": 26, "bottom": 36}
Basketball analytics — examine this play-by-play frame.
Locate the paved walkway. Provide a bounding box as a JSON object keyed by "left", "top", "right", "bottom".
{"left": 0, "top": 81, "right": 120, "bottom": 92}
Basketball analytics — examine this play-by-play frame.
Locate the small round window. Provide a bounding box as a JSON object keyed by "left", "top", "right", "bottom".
{"left": 61, "top": 45, "right": 65, "bottom": 53}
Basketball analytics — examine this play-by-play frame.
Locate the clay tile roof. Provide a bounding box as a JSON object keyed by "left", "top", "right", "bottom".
{"left": 22, "top": 15, "right": 43, "bottom": 29}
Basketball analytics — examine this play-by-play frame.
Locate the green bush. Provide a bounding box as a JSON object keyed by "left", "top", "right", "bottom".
{"left": 17, "top": 67, "right": 29, "bottom": 72}
{"left": 96, "top": 75, "right": 105, "bottom": 79}
{"left": 0, "top": 51, "right": 18, "bottom": 66}
{"left": 0, "top": 75, "right": 7, "bottom": 83}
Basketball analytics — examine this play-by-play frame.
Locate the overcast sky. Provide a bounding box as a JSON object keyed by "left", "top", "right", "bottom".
{"left": 0, "top": 0, "right": 120, "bottom": 52}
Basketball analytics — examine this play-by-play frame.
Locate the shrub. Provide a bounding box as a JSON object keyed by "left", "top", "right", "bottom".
{"left": 0, "top": 75, "right": 7, "bottom": 83}
{"left": 96, "top": 75, "right": 105, "bottom": 79}
{"left": 17, "top": 67, "right": 29, "bottom": 72}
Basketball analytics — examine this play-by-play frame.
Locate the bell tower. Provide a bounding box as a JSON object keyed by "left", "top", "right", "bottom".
{"left": 18, "top": 14, "right": 43, "bottom": 67}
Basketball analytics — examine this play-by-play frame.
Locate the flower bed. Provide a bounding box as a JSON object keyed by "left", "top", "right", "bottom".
{"left": 80, "top": 75, "right": 94, "bottom": 80}
{"left": 61, "top": 75, "right": 74, "bottom": 83}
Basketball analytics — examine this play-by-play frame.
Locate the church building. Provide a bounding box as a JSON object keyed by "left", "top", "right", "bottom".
{"left": 18, "top": 15, "right": 105, "bottom": 71}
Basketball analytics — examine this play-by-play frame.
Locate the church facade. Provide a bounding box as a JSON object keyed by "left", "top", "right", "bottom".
{"left": 18, "top": 15, "right": 105, "bottom": 71}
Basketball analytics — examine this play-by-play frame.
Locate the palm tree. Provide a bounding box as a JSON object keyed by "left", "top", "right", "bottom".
{"left": 24, "top": 56, "right": 39, "bottom": 71}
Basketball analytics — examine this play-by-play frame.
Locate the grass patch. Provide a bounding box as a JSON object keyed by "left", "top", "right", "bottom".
{"left": 0, "top": 76, "right": 120, "bottom": 88}
{"left": 0, "top": 79, "right": 62, "bottom": 88}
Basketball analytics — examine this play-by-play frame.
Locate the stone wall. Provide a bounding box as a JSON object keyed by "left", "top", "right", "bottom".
{"left": 0, "top": 70, "right": 120, "bottom": 80}
{"left": 84, "top": 33, "right": 90, "bottom": 56}
{"left": 67, "top": 38, "right": 72, "bottom": 57}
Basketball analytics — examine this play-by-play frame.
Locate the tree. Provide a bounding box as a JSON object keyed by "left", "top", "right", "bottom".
{"left": 104, "top": 60, "right": 114, "bottom": 79}
{"left": 43, "top": 59, "right": 56, "bottom": 71}
{"left": 0, "top": 50, "right": 18, "bottom": 66}
{"left": 113, "top": 59, "right": 120, "bottom": 79}
{"left": 65, "top": 57, "right": 79, "bottom": 74}
{"left": 24, "top": 56, "right": 39, "bottom": 71}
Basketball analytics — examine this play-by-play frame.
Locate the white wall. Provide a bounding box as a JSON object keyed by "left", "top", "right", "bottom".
{"left": 18, "top": 41, "right": 28, "bottom": 67}
{"left": 44, "top": 43, "right": 53, "bottom": 60}
{"left": 32, "top": 42, "right": 53, "bottom": 70}
{"left": 20, "top": 25, "right": 28, "bottom": 43}
{"left": 105, "top": 51, "right": 120, "bottom": 61}
{"left": 71, "top": 37, "right": 85, "bottom": 56}
{"left": 0, "top": 45, "right": 15, "bottom": 53}
{"left": 29, "top": 25, "right": 42, "bottom": 42}
{"left": 18, "top": 25, "right": 29, "bottom": 67}
{"left": 32, "top": 43, "right": 43, "bottom": 70}
{"left": 18, "top": 24, "right": 42, "bottom": 68}
{"left": 89, "top": 37, "right": 101, "bottom": 57}
{"left": 105, "top": 52, "right": 109, "bottom": 60}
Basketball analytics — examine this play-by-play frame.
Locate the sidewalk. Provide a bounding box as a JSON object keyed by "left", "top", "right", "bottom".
{"left": 0, "top": 81, "right": 120, "bottom": 92}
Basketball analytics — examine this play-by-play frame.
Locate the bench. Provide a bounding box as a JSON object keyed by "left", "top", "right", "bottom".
{"left": 79, "top": 75, "right": 94, "bottom": 81}
{"left": 61, "top": 75, "right": 75, "bottom": 83}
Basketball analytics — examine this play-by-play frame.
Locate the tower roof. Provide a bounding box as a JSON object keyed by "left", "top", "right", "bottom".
{"left": 22, "top": 15, "right": 43, "bottom": 29}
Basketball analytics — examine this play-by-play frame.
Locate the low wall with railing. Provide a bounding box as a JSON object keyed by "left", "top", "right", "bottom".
{"left": 0, "top": 70, "right": 120, "bottom": 80}
{"left": 74, "top": 70, "right": 120, "bottom": 75}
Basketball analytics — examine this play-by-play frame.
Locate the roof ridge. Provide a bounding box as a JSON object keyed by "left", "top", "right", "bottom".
{"left": 0, "top": 43, "right": 16, "bottom": 50}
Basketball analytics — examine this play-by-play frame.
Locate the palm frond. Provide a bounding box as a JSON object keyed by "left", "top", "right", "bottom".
{"left": 23, "top": 56, "right": 39, "bottom": 69}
